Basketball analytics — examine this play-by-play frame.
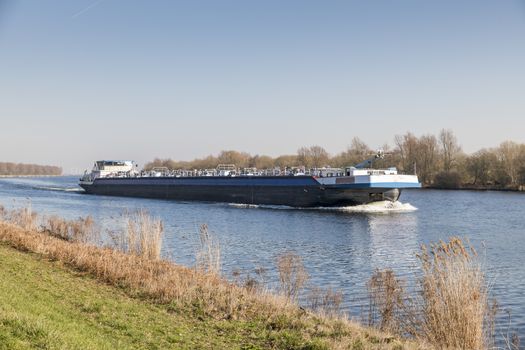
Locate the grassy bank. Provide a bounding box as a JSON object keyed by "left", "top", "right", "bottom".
{"left": 0, "top": 243, "right": 252, "bottom": 349}
{"left": 0, "top": 220, "right": 416, "bottom": 349}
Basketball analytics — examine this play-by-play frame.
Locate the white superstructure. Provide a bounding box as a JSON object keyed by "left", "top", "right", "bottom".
{"left": 80, "top": 160, "right": 136, "bottom": 184}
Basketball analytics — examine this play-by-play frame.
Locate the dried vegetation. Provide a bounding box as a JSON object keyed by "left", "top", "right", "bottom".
{"left": 0, "top": 204, "right": 512, "bottom": 349}
{"left": 367, "top": 238, "right": 501, "bottom": 350}
{"left": 108, "top": 210, "right": 163, "bottom": 260}
{"left": 0, "top": 205, "right": 414, "bottom": 349}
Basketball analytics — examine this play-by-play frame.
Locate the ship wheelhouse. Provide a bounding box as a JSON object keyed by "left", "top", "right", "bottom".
{"left": 81, "top": 160, "right": 135, "bottom": 182}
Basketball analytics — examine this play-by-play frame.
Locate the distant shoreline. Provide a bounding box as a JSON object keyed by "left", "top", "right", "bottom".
{"left": 0, "top": 175, "right": 63, "bottom": 178}
{"left": 423, "top": 185, "right": 525, "bottom": 193}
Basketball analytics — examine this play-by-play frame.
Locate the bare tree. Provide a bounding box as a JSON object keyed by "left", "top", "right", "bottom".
{"left": 297, "top": 147, "right": 311, "bottom": 167}
{"left": 332, "top": 137, "right": 371, "bottom": 167}
{"left": 217, "top": 150, "right": 251, "bottom": 168}
{"left": 274, "top": 155, "right": 299, "bottom": 168}
{"left": 297, "top": 145, "right": 329, "bottom": 168}
{"left": 395, "top": 132, "right": 418, "bottom": 174}
{"left": 349, "top": 137, "right": 370, "bottom": 159}
{"left": 417, "top": 135, "right": 439, "bottom": 184}
{"left": 496, "top": 141, "right": 524, "bottom": 186}
{"left": 309, "top": 145, "right": 329, "bottom": 168}
{"left": 439, "top": 129, "right": 461, "bottom": 172}
{"left": 394, "top": 133, "right": 438, "bottom": 184}
{"left": 251, "top": 155, "right": 274, "bottom": 169}
{"left": 466, "top": 149, "right": 497, "bottom": 185}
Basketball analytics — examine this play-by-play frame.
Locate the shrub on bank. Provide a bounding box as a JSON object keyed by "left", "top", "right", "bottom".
{"left": 433, "top": 171, "right": 462, "bottom": 189}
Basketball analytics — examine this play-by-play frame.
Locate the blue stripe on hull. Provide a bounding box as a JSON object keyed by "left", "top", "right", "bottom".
{"left": 334, "top": 182, "right": 421, "bottom": 189}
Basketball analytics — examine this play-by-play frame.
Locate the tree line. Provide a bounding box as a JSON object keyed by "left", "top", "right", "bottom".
{"left": 0, "top": 162, "right": 62, "bottom": 176}
{"left": 145, "top": 129, "right": 525, "bottom": 190}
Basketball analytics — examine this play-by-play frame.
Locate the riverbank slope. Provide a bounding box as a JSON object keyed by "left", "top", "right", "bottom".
{"left": 0, "top": 221, "right": 419, "bottom": 349}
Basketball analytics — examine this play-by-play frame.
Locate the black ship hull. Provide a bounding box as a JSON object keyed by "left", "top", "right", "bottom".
{"left": 79, "top": 176, "right": 401, "bottom": 207}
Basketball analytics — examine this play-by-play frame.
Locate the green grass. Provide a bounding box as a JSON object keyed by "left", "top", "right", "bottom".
{"left": 0, "top": 243, "right": 291, "bottom": 349}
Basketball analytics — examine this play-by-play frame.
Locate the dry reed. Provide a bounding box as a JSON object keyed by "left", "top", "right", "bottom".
{"left": 307, "top": 286, "right": 344, "bottom": 317}
{"left": 195, "top": 224, "right": 221, "bottom": 274}
{"left": 110, "top": 210, "right": 163, "bottom": 260}
{"left": 43, "top": 215, "right": 98, "bottom": 244}
{"left": 367, "top": 269, "right": 408, "bottom": 335}
{"left": 229, "top": 267, "right": 268, "bottom": 295}
{"left": 367, "top": 238, "right": 494, "bottom": 350}
{"left": 5, "top": 204, "right": 37, "bottom": 231}
{"left": 417, "top": 237, "right": 490, "bottom": 349}
{"left": 276, "top": 252, "right": 309, "bottom": 302}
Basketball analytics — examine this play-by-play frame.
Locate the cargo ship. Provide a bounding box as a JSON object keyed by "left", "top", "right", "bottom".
{"left": 79, "top": 152, "right": 420, "bottom": 207}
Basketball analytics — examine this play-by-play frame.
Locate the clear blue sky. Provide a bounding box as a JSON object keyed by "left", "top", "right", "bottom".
{"left": 1, "top": 0, "right": 524, "bottom": 173}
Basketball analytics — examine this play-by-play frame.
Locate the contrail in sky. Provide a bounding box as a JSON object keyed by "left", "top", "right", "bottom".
{"left": 71, "top": 0, "right": 106, "bottom": 19}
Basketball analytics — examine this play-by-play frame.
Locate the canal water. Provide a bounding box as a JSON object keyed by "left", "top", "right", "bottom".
{"left": 0, "top": 176, "right": 523, "bottom": 340}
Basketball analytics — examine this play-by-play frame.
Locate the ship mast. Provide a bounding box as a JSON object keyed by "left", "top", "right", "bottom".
{"left": 354, "top": 150, "right": 385, "bottom": 169}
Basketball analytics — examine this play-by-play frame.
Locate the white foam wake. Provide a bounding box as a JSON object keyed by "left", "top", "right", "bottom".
{"left": 228, "top": 203, "right": 260, "bottom": 209}
{"left": 228, "top": 201, "right": 417, "bottom": 213}
{"left": 326, "top": 201, "right": 418, "bottom": 213}
{"left": 34, "top": 186, "right": 84, "bottom": 193}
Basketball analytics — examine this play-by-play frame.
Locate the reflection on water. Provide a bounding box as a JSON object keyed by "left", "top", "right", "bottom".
{"left": 367, "top": 212, "right": 419, "bottom": 275}
{"left": 0, "top": 177, "right": 524, "bottom": 339}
